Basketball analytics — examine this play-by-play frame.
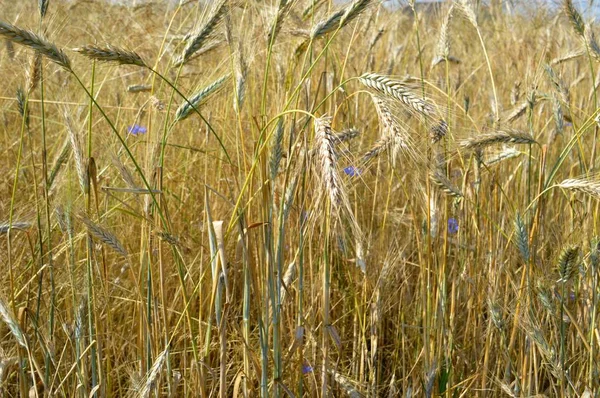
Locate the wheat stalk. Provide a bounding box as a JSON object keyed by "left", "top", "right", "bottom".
{"left": 0, "top": 298, "right": 28, "bottom": 348}
{"left": 64, "top": 111, "right": 88, "bottom": 194}
{"left": 334, "top": 128, "right": 360, "bottom": 144}
{"left": 430, "top": 170, "right": 463, "bottom": 199}
{"left": 138, "top": 348, "right": 168, "bottom": 398}
{"left": 455, "top": 0, "right": 478, "bottom": 28}
{"left": 314, "top": 117, "right": 345, "bottom": 207}
{"left": 175, "top": 0, "right": 228, "bottom": 66}
{"left": 432, "top": 4, "right": 456, "bottom": 67}
{"left": 310, "top": 0, "right": 373, "bottom": 40}
{"left": 551, "top": 49, "right": 585, "bottom": 65}
{"left": 514, "top": 214, "right": 530, "bottom": 263}
{"left": 563, "top": 0, "right": 585, "bottom": 37}
{"left": 0, "top": 20, "right": 71, "bottom": 70}
{"left": 0, "top": 222, "right": 31, "bottom": 234}
{"left": 267, "top": 0, "right": 294, "bottom": 44}
{"left": 39, "top": 0, "right": 49, "bottom": 17}
{"left": 174, "top": 74, "right": 230, "bottom": 122}
{"left": 361, "top": 135, "right": 394, "bottom": 163}
{"left": 26, "top": 53, "right": 42, "bottom": 94}
{"left": 559, "top": 178, "right": 600, "bottom": 199}
{"left": 127, "top": 84, "right": 152, "bottom": 93}
{"left": 74, "top": 44, "right": 146, "bottom": 67}
{"left": 557, "top": 245, "right": 579, "bottom": 283}
{"left": 459, "top": 130, "right": 536, "bottom": 150}
{"left": 372, "top": 95, "right": 411, "bottom": 163}
{"left": 360, "top": 73, "right": 435, "bottom": 117}
{"left": 78, "top": 213, "right": 128, "bottom": 258}
{"left": 48, "top": 137, "right": 71, "bottom": 190}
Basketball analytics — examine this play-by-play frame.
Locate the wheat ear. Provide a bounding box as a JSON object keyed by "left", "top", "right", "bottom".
{"left": 74, "top": 44, "right": 147, "bottom": 67}
{"left": 0, "top": 20, "right": 71, "bottom": 70}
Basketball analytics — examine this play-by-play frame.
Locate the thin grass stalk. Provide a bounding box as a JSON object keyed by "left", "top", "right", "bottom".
{"left": 321, "top": 208, "right": 331, "bottom": 397}
{"left": 409, "top": 0, "right": 435, "bottom": 375}
{"left": 7, "top": 78, "right": 30, "bottom": 398}
{"left": 84, "top": 60, "right": 99, "bottom": 397}
{"left": 36, "top": 38, "right": 56, "bottom": 388}
{"left": 21, "top": 85, "right": 50, "bottom": 390}
{"left": 589, "top": 239, "right": 599, "bottom": 387}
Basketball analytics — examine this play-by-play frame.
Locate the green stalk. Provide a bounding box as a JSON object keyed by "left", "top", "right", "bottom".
{"left": 8, "top": 90, "right": 29, "bottom": 398}
{"left": 85, "top": 60, "right": 99, "bottom": 397}
{"left": 321, "top": 211, "right": 331, "bottom": 398}
{"left": 559, "top": 281, "right": 567, "bottom": 396}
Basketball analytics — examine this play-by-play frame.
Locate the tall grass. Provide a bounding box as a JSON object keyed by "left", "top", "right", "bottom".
{"left": 1, "top": 0, "right": 600, "bottom": 397}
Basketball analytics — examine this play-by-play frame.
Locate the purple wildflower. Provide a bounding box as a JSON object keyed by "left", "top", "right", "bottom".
{"left": 343, "top": 166, "right": 360, "bottom": 177}
{"left": 448, "top": 218, "right": 459, "bottom": 234}
{"left": 127, "top": 124, "right": 147, "bottom": 136}
{"left": 302, "top": 363, "right": 313, "bottom": 374}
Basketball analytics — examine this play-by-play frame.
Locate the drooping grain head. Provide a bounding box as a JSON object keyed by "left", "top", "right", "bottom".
{"left": 0, "top": 21, "right": 71, "bottom": 70}
{"left": 74, "top": 44, "right": 147, "bottom": 68}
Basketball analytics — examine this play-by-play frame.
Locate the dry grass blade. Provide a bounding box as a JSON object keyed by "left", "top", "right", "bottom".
{"left": 0, "top": 298, "right": 28, "bottom": 348}
{"left": 459, "top": 130, "right": 536, "bottom": 150}
{"left": 74, "top": 44, "right": 146, "bottom": 67}
{"left": 0, "top": 20, "right": 71, "bottom": 70}
{"left": 78, "top": 213, "right": 128, "bottom": 257}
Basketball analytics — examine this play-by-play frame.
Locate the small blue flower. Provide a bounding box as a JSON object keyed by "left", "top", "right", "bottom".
{"left": 448, "top": 218, "right": 459, "bottom": 234}
{"left": 127, "top": 124, "right": 147, "bottom": 136}
{"left": 302, "top": 363, "right": 313, "bottom": 374}
{"left": 343, "top": 166, "right": 360, "bottom": 177}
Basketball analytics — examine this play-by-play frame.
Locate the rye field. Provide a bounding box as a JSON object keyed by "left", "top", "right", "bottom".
{"left": 1, "top": 0, "right": 600, "bottom": 396}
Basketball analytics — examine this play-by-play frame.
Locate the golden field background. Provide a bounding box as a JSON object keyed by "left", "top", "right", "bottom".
{"left": 1, "top": 0, "right": 600, "bottom": 396}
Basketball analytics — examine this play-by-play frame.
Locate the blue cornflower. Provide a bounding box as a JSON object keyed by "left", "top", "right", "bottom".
{"left": 302, "top": 363, "right": 313, "bottom": 374}
{"left": 343, "top": 166, "right": 360, "bottom": 177}
{"left": 448, "top": 218, "right": 459, "bottom": 234}
{"left": 127, "top": 124, "right": 147, "bottom": 136}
